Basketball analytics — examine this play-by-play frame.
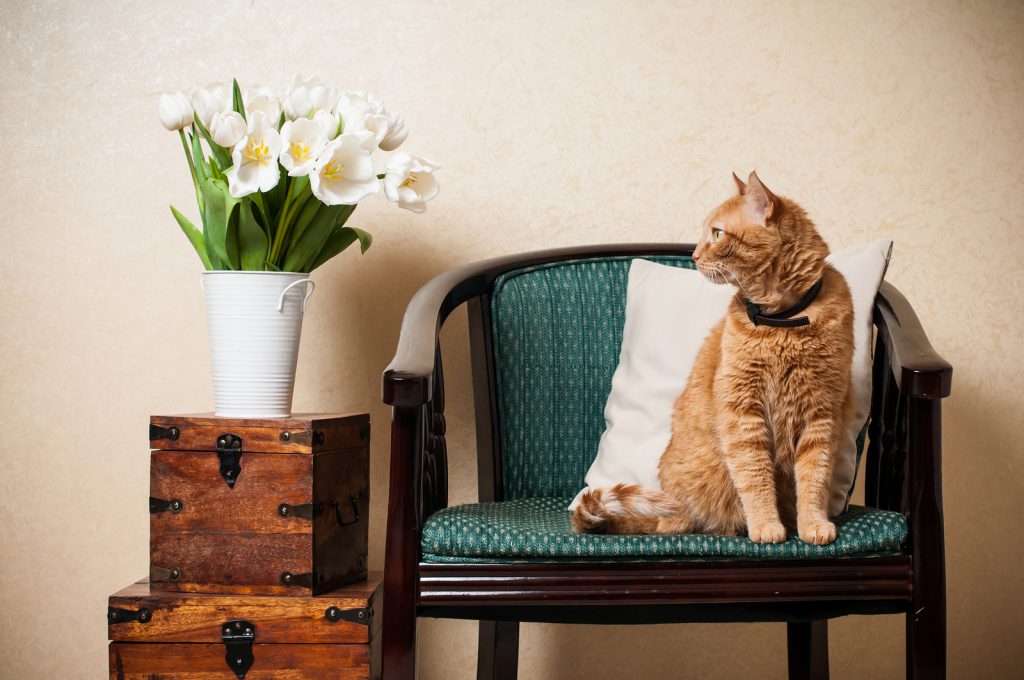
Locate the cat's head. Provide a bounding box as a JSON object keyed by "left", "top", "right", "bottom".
{"left": 692, "top": 171, "right": 827, "bottom": 297}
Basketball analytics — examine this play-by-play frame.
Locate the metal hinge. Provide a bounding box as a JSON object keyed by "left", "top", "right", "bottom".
{"left": 278, "top": 429, "right": 325, "bottom": 446}
{"left": 277, "top": 502, "right": 320, "bottom": 520}
{"left": 324, "top": 606, "right": 371, "bottom": 625}
{"left": 150, "top": 565, "right": 180, "bottom": 582}
{"left": 149, "top": 424, "right": 180, "bottom": 442}
{"left": 216, "top": 434, "right": 243, "bottom": 488}
{"left": 221, "top": 620, "right": 255, "bottom": 679}
{"left": 279, "top": 571, "right": 316, "bottom": 588}
{"left": 107, "top": 606, "right": 152, "bottom": 625}
{"left": 150, "top": 497, "right": 184, "bottom": 514}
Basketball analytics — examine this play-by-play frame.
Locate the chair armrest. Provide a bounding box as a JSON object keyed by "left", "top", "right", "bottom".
{"left": 874, "top": 281, "right": 953, "bottom": 399}
{"left": 381, "top": 260, "right": 494, "bottom": 407}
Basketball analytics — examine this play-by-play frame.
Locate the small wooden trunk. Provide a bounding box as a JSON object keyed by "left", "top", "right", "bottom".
{"left": 108, "top": 577, "right": 381, "bottom": 679}
{"left": 149, "top": 413, "right": 369, "bottom": 595}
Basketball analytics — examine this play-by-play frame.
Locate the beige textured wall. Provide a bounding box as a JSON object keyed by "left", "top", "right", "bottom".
{"left": 1, "top": 0, "right": 1022, "bottom": 677}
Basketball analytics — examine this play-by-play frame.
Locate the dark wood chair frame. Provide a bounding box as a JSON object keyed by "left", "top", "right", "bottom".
{"left": 380, "top": 244, "right": 952, "bottom": 680}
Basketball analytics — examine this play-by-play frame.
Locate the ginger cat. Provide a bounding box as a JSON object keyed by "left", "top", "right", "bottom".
{"left": 573, "top": 172, "right": 854, "bottom": 545}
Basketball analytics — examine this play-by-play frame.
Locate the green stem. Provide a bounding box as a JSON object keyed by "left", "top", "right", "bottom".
{"left": 268, "top": 177, "right": 308, "bottom": 266}
{"left": 179, "top": 129, "right": 202, "bottom": 208}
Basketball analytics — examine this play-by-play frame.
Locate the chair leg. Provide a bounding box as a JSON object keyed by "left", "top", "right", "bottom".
{"left": 380, "top": 584, "right": 416, "bottom": 680}
{"left": 907, "top": 564, "right": 946, "bottom": 679}
{"left": 477, "top": 620, "right": 520, "bottom": 680}
{"left": 787, "top": 620, "right": 829, "bottom": 680}
{"left": 906, "top": 396, "right": 947, "bottom": 680}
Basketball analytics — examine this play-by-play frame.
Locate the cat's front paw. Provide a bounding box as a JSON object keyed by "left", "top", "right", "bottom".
{"left": 748, "top": 520, "right": 786, "bottom": 544}
{"left": 798, "top": 520, "right": 837, "bottom": 545}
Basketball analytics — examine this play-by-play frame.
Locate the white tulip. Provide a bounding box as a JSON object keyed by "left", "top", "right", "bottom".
{"left": 335, "top": 90, "right": 385, "bottom": 121}
{"left": 313, "top": 110, "right": 341, "bottom": 140}
{"left": 244, "top": 83, "right": 278, "bottom": 102}
{"left": 191, "top": 82, "right": 232, "bottom": 128}
{"left": 209, "top": 110, "right": 247, "bottom": 148}
{"left": 383, "top": 153, "right": 440, "bottom": 213}
{"left": 225, "top": 111, "right": 282, "bottom": 198}
{"left": 336, "top": 91, "right": 407, "bottom": 151}
{"left": 159, "top": 91, "right": 194, "bottom": 131}
{"left": 309, "top": 134, "right": 380, "bottom": 206}
{"left": 280, "top": 118, "right": 327, "bottom": 177}
{"left": 245, "top": 94, "right": 282, "bottom": 123}
{"left": 342, "top": 111, "right": 390, "bottom": 151}
{"left": 378, "top": 111, "right": 409, "bottom": 151}
{"left": 283, "top": 74, "right": 337, "bottom": 121}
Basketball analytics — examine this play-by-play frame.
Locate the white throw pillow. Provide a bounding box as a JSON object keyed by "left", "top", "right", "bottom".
{"left": 570, "top": 240, "right": 893, "bottom": 518}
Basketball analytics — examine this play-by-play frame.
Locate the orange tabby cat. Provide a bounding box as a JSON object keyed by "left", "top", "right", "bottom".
{"left": 573, "top": 171, "right": 854, "bottom": 545}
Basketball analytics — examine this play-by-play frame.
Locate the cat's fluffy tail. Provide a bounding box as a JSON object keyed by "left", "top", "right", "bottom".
{"left": 572, "top": 483, "right": 683, "bottom": 534}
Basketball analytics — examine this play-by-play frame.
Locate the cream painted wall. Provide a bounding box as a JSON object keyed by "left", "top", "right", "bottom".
{"left": 1, "top": 0, "right": 1022, "bottom": 677}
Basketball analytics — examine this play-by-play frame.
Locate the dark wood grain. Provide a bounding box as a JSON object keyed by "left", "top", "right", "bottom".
{"left": 314, "top": 443, "right": 371, "bottom": 589}
{"left": 467, "top": 296, "right": 504, "bottom": 503}
{"left": 787, "top": 620, "right": 829, "bottom": 680}
{"left": 381, "top": 405, "right": 421, "bottom": 680}
{"left": 150, "top": 413, "right": 370, "bottom": 454}
{"left": 873, "top": 282, "right": 952, "bottom": 399}
{"left": 109, "top": 643, "right": 370, "bottom": 679}
{"left": 477, "top": 621, "right": 519, "bottom": 680}
{"left": 108, "top": 578, "right": 380, "bottom": 644}
{"left": 416, "top": 559, "right": 912, "bottom": 606}
{"left": 151, "top": 532, "right": 313, "bottom": 594}
{"left": 151, "top": 451, "right": 314, "bottom": 534}
{"left": 150, "top": 440, "right": 369, "bottom": 594}
{"left": 906, "top": 397, "right": 946, "bottom": 679}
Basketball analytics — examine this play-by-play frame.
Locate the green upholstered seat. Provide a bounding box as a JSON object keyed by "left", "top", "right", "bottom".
{"left": 420, "top": 498, "right": 907, "bottom": 563}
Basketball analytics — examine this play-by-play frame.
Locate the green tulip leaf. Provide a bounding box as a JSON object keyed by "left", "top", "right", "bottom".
{"left": 287, "top": 189, "right": 321, "bottom": 245}
{"left": 232, "top": 78, "right": 247, "bottom": 122}
{"left": 308, "top": 228, "right": 357, "bottom": 272}
{"left": 238, "top": 200, "right": 268, "bottom": 270}
{"left": 200, "top": 176, "right": 241, "bottom": 270}
{"left": 282, "top": 204, "right": 354, "bottom": 272}
{"left": 351, "top": 226, "right": 373, "bottom": 254}
{"left": 308, "top": 223, "right": 373, "bottom": 272}
{"left": 170, "top": 205, "right": 213, "bottom": 270}
{"left": 188, "top": 128, "right": 208, "bottom": 184}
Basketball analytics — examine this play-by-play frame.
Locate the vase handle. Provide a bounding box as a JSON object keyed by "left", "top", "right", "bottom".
{"left": 277, "top": 279, "right": 315, "bottom": 312}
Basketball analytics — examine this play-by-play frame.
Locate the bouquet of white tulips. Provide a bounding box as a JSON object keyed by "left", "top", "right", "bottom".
{"left": 159, "top": 76, "right": 440, "bottom": 272}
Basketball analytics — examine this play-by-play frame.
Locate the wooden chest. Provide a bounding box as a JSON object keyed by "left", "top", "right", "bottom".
{"left": 108, "top": 576, "right": 381, "bottom": 679}
{"left": 149, "top": 413, "right": 369, "bottom": 595}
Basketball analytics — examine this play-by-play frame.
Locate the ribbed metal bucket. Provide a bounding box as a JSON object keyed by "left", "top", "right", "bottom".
{"left": 201, "top": 271, "right": 315, "bottom": 418}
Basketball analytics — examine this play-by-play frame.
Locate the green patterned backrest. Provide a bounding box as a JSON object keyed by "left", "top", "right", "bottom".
{"left": 490, "top": 255, "right": 696, "bottom": 499}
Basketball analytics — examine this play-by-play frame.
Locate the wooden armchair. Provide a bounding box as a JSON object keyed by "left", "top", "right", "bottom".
{"left": 380, "top": 244, "right": 952, "bottom": 680}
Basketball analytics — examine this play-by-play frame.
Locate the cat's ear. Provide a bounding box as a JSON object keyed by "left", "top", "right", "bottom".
{"left": 732, "top": 172, "right": 747, "bottom": 194}
{"left": 745, "top": 171, "right": 775, "bottom": 224}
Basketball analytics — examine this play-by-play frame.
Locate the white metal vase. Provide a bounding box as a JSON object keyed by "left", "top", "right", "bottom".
{"left": 201, "top": 271, "right": 315, "bottom": 418}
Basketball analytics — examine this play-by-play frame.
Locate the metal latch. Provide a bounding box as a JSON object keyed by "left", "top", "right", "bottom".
{"left": 107, "top": 606, "right": 152, "bottom": 624}
{"left": 221, "top": 620, "right": 255, "bottom": 679}
{"left": 324, "top": 606, "right": 371, "bottom": 625}
{"left": 150, "top": 497, "right": 184, "bottom": 514}
{"left": 149, "top": 424, "right": 180, "bottom": 442}
{"left": 216, "top": 434, "right": 243, "bottom": 488}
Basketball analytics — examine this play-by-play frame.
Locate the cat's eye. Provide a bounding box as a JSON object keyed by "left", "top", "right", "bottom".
{"left": 711, "top": 228, "right": 724, "bottom": 243}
